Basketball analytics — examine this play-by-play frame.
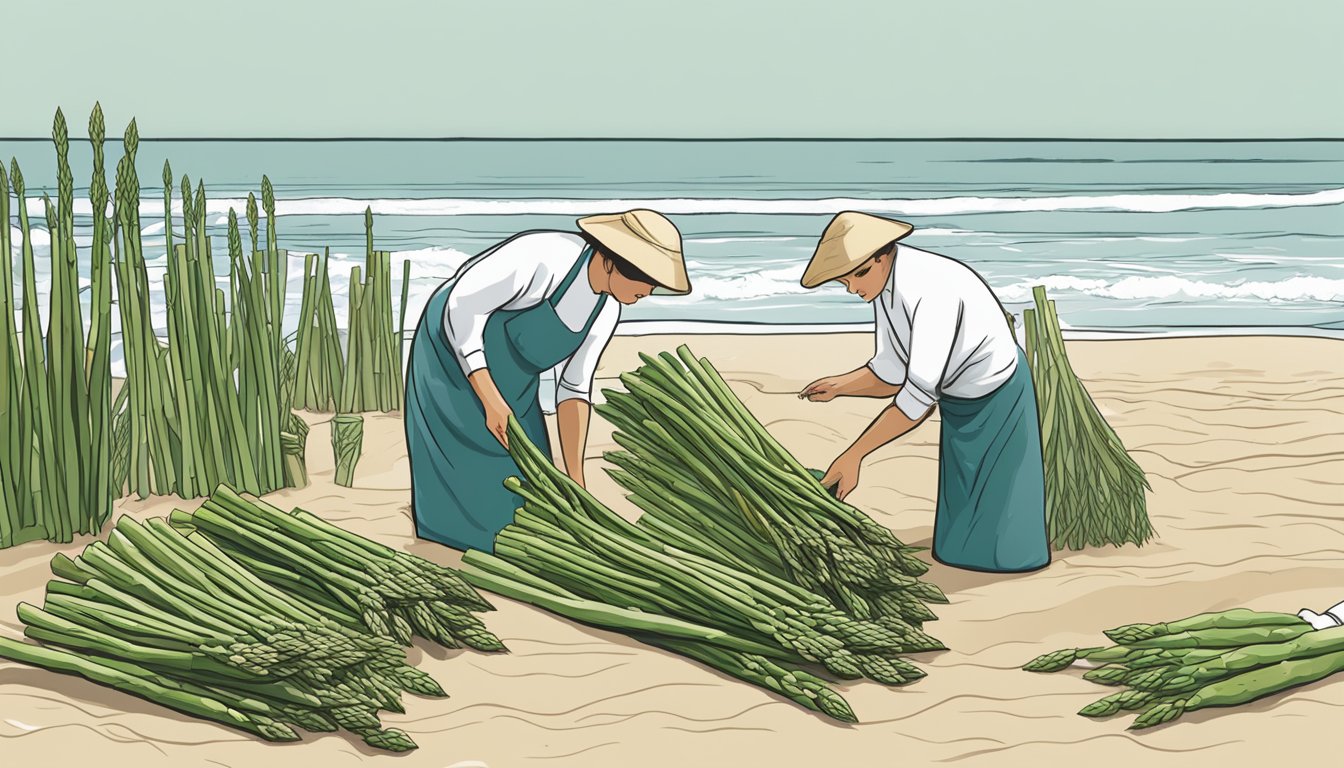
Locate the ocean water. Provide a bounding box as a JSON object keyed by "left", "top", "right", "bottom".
{"left": 4, "top": 139, "right": 1343, "bottom": 374}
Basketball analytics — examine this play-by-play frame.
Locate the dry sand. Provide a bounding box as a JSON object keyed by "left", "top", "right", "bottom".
{"left": 2, "top": 333, "right": 1342, "bottom": 766}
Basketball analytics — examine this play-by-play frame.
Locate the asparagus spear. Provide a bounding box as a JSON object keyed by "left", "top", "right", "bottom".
{"left": 1132, "top": 649, "right": 1344, "bottom": 729}
{"left": 0, "top": 636, "right": 299, "bottom": 741}
{"left": 1106, "top": 609, "right": 1306, "bottom": 645}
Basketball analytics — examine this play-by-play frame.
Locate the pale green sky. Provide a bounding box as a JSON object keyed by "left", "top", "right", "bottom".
{"left": 4, "top": 0, "right": 1342, "bottom": 138}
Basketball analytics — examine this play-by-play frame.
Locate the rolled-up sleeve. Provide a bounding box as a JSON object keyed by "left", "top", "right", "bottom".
{"left": 555, "top": 301, "right": 620, "bottom": 405}
{"left": 867, "top": 302, "right": 906, "bottom": 385}
{"left": 442, "top": 244, "right": 543, "bottom": 378}
{"left": 894, "top": 294, "right": 961, "bottom": 420}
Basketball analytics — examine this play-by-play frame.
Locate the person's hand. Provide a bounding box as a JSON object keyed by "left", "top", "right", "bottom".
{"left": 799, "top": 376, "right": 844, "bottom": 403}
{"left": 820, "top": 452, "right": 862, "bottom": 501}
{"left": 483, "top": 397, "right": 513, "bottom": 449}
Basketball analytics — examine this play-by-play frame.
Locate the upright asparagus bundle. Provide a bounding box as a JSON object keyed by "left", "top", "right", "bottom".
{"left": 597, "top": 345, "right": 944, "bottom": 628}
{"left": 331, "top": 414, "right": 365, "bottom": 488}
{"left": 292, "top": 248, "right": 345, "bottom": 411}
{"left": 0, "top": 513, "right": 444, "bottom": 750}
{"left": 1023, "top": 286, "right": 1153, "bottom": 550}
{"left": 1024, "top": 607, "right": 1344, "bottom": 729}
{"left": 0, "top": 106, "right": 116, "bottom": 548}
{"left": 461, "top": 418, "right": 942, "bottom": 723}
{"left": 171, "top": 485, "right": 503, "bottom": 652}
{"left": 107, "top": 117, "right": 306, "bottom": 501}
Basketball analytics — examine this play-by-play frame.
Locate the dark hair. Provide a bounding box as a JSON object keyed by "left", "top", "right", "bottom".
{"left": 583, "top": 234, "right": 658, "bottom": 285}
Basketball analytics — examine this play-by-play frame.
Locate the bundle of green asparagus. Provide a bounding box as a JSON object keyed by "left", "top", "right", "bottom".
{"left": 1021, "top": 286, "right": 1153, "bottom": 550}
{"left": 1025, "top": 608, "right": 1344, "bottom": 728}
{"left": 596, "top": 345, "right": 945, "bottom": 628}
{"left": 0, "top": 514, "right": 444, "bottom": 750}
{"left": 460, "top": 418, "right": 943, "bottom": 723}
{"left": 170, "top": 485, "right": 504, "bottom": 652}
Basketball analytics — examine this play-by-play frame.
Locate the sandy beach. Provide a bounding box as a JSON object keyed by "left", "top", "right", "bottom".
{"left": 2, "top": 332, "right": 1342, "bottom": 767}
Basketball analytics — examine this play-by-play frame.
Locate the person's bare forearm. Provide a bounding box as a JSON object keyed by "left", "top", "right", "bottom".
{"left": 556, "top": 399, "right": 591, "bottom": 487}
{"left": 832, "top": 367, "right": 902, "bottom": 398}
{"left": 468, "top": 368, "right": 512, "bottom": 446}
{"left": 844, "top": 402, "right": 931, "bottom": 462}
{"left": 847, "top": 368, "right": 903, "bottom": 398}
{"left": 467, "top": 369, "right": 507, "bottom": 411}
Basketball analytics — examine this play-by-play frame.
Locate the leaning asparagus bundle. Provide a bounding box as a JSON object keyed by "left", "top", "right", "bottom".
{"left": 172, "top": 485, "right": 504, "bottom": 652}
{"left": 0, "top": 514, "right": 444, "bottom": 750}
{"left": 461, "top": 418, "right": 940, "bottom": 722}
{"left": 1023, "top": 286, "right": 1153, "bottom": 550}
{"left": 596, "top": 345, "right": 945, "bottom": 628}
{"left": 1023, "top": 607, "right": 1344, "bottom": 729}
{"left": 462, "top": 551, "right": 858, "bottom": 722}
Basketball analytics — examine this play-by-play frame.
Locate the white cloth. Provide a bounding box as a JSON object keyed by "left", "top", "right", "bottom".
{"left": 1299, "top": 598, "right": 1344, "bottom": 630}
{"left": 442, "top": 231, "right": 619, "bottom": 405}
{"left": 868, "top": 243, "right": 1020, "bottom": 421}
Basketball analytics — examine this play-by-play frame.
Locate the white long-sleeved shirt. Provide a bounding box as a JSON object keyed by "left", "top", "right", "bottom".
{"left": 443, "top": 231, "right": 619, "bottom": 405}
{"left": 869, "top": 243, "right": 1020, "bottom": 420}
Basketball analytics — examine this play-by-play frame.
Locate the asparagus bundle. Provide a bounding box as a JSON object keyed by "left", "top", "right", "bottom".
{"left": 1022, "top": 287, "right": 1153, "bottom": 550}
{"left": 596, "top": 345, "right": 945, "bottom": 628}
{"left": 1024, "top": 607, "right": 1344, "bottom": 729}
{"left": 1, "top": 513, "right": 444, "bottom": 750}
{"left": 171, "top": 485, "right": 503, "bottom": 652}
{"left": 331, "top": 414, "right": 365, "bottom": 488}
{"left": 461, "top": 418, "right": 941, "bottom": 723}
{"left": 1, "top": 107, "right": 116, "bottom": 548}
{"left": 463, "top": 553, "right": 858, "bottom": 722}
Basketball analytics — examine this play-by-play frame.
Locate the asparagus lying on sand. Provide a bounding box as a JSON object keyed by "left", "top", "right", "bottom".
{"left": 1025, "top": 607, "right": 1344, "bottom": 729}
{"left": 460, "top": 417, "right": 941, "bottom": 724}
{"left": 596, "top": 345, "right": 945, "bottom": 629}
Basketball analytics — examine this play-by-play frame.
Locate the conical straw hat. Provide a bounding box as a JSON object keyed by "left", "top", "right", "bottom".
{"left": 801, "top": 212, "right": 914, "bottom": 289}
{"left": 577, "top": 209, "right": 691, "bottom": 295}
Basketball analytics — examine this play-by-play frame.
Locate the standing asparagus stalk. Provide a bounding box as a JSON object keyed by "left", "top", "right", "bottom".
{"left": 0, "top": 161, "right": 20, "bottom": 545}
{"left": 85, "top": 103, "right": 114, "bottom": 532}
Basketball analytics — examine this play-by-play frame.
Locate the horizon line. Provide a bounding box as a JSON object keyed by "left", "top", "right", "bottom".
{"left": 2, "top": 136, "right": 1344, "bottom": 143}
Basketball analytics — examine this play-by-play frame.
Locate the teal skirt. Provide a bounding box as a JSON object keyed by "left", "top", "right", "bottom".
{"left": 933, "top": 349, "right": 1051, "bottom": 573}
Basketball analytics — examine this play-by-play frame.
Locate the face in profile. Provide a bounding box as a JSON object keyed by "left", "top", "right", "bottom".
{"left": 836, "top": 253, "right": 888, "bottom": 303}
{"left": 603, "top": 255, "right": 658, "bottom": 305}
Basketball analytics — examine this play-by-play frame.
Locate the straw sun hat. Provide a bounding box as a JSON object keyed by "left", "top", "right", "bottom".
{"left": 577, "top": 209, "right": 691, "bottom": 295}
{"left": 801, "top": 212, "right": 915, "bottom": 289}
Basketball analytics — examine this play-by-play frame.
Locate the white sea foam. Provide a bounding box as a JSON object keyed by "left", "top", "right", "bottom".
{"left": 687, "top": 236, "right": 806, "bottom": 245}
{"left": 23, "top": 186, "right": 1344, "bottom": 219}
{"left": 996, "top": 275, "right": 1344, "bottom": 303}
{"left": 9, "top": 226, "right": 49, "bottom": 246}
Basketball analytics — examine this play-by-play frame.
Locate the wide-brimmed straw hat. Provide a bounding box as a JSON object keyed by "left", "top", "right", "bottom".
{"left": 801, "top": 211, "right": 914, "bottom": 289}
{"left": 577, "top": 209, "right": 691, "bottom": 295}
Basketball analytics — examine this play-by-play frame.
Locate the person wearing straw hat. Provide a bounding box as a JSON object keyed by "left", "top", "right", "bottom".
{"left": 797, "top": 211, "right": 1049, "bottom": 574}
{"left": 404, "top": 209, "right": 691, "bottom": 552}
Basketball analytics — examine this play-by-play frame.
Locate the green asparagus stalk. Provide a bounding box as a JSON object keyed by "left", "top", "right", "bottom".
{"left": 1132, "top": 649, "right": 1344, "bottom": 730}
{"left": 0, "top": 636, "right": 300, "bottom": 741}
{"left": 1106, "top": 609, "right": 1306, "bottom": 645}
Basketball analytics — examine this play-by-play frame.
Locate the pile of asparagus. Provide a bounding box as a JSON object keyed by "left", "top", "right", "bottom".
{"left": 0, "top": 514, "right": 439, "bottom": 750}
{"left": 459, "top": 418, "right": 944, "bottom": 723}
{"left": 597, "top": 346, "right": 946, "bottom": 629}
{"left": 1020, "top": 287, "right": 1154, "bottom": 550}
{"left": 0, "top": 486, "right": 505, "bottom": 750}
{"left": 170, "top": 486, "right": 504, "bottom": 652}
{"left": 1025, "top": 608, "right": 1344, "bottom": 728}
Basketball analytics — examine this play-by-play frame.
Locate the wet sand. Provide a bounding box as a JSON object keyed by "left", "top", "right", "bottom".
{"left": 2, "top": 333, "right": 1342, "bottom": 766}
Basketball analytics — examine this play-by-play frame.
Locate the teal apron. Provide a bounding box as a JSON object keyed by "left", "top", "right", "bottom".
{"left": 404, "top": 245, "right": 605, "bottom": 552}
{"left": 932, "top": 348, "right": 1051, "bottom": 573}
